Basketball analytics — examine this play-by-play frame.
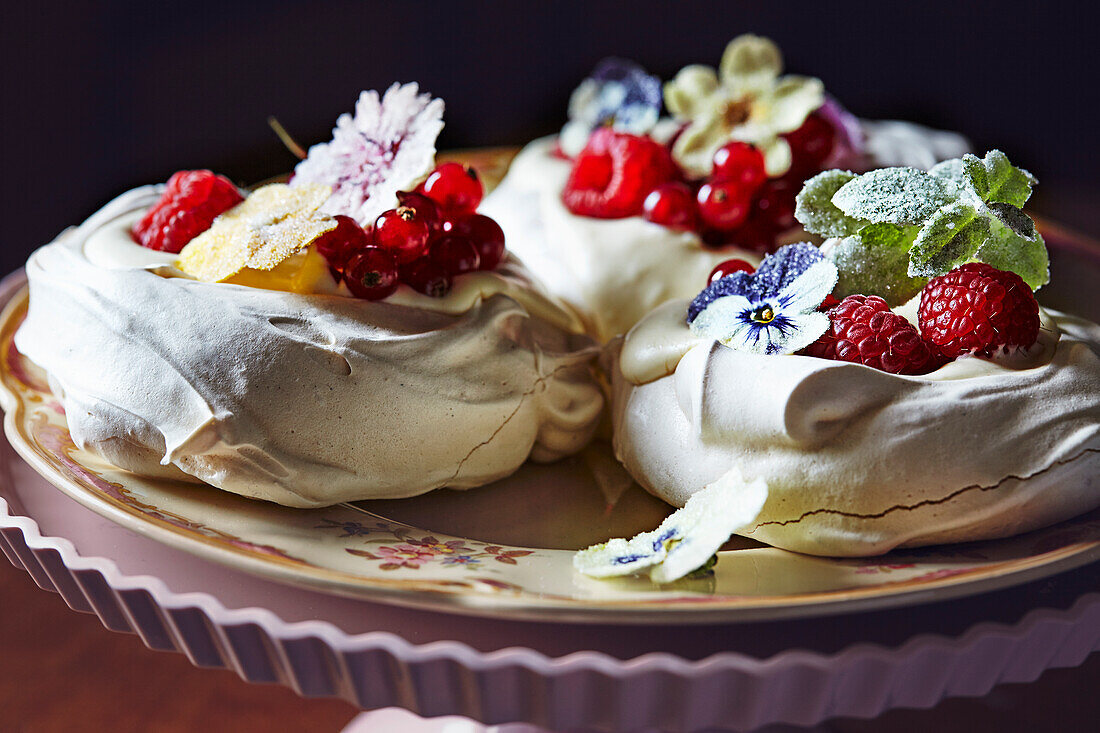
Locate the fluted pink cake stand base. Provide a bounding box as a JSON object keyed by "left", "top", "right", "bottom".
{"left": 3, "top": 223, "right": 1100, "bottom": 733}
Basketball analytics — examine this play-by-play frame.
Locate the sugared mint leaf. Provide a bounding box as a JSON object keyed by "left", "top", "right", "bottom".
{"left": 908, "top": 201, "right": 990, "bottom": 278}
{"left": 828, "top": 225, "right": 926, "bottom": 305}
{"left": 832, "top": 167, "right": 959, "bottom": 226}
{"left": 961, "top": 150, "right": 1036, "bottom": 208}
{"left": 989, "top": 202, "right": 1037, "bottom": 239}
{"left": 794, "top": 170, "right": 868, "bottom": 237}
{"left": 975, "top": 215, "right": 1050, "bottom": 290}
{"left": 929, "top": 158, "right": 965, "bottom": 185}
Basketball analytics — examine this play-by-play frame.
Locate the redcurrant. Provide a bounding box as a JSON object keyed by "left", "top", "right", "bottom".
{"left": 642, "top": 182, "right": 697, "bottom": 229}
{"left": 696, "top": 180, "right": 751, "bottom": 232}
{"left": 708, "top": 258, "right": 756, "bottom": 284}
{"left": 421, "top": 162, "right": 483, "bottom": 215}
{"left": 400, "top": 257, "right": 453, "bottom": 298}
{"left": 372, "top": 206, "right": 431, "bottom": 264}
{"left": 711, "top": 142, "right": 766, "bottom": 193}
{"left": 313, "top": 215, "right": 371, "bottom": 271}
{"left": 444, "top": 214, "right": 506, "bottom": 271}
{"left": 344, "top": 247, "right": 398, "bottom": 300}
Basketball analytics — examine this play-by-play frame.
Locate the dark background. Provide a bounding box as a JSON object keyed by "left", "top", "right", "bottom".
{"left": 1, "top": 0, "right": 1096, "bottom": 276}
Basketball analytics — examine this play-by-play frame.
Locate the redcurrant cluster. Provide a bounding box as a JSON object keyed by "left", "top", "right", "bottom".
{"left": 316, "top": 162, "right": 506, "bottom": 301}
{"left": 645, "top": 114, "right": 836, "bottom": 254}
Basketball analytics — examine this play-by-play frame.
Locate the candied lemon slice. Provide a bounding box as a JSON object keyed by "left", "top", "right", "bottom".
{"left": 176, "top": 183, "right": 337, "bottom": 282}
{"left": 226, "top": 247, "right": 340, "bottom": 295}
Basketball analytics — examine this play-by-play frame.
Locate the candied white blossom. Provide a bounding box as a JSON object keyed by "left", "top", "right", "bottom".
{"left": 292, "top": 82, "right": 444, "bottom": 228}
{"left": 664, "top": 35, "right": 824, "bottom": 178}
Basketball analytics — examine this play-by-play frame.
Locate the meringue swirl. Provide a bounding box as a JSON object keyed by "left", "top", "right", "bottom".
{"left": 609, "top": 300, "right": 1100, "bottom": 556}
{"left": 16, "top": 188, "right": 605, "bottom": 507}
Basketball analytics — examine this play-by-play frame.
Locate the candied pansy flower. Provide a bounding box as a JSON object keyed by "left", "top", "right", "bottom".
{"left": 687, "top": 242, "right": 838, "bottom": 355}
{"left": 292, "top": 82, "right": 444, "bottom": 229}
{"left": 574, "top": 467, "right": 768, "bottom": 583}
{"left": 664, "top": 34, "right": 824, "bottom": 178}
{"left": 559, "top": 58, "right": 663, "bottom": 158}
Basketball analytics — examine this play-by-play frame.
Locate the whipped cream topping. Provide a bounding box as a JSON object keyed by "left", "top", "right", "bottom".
{"left": 608, "top": 299, "right": 1100, "bottom": 555}
{"left": 16, "top": 188, "right": 604, "bottom": 507}
{"left": 481, "top": 138, "right": 762, "bottom": 342}
{"left": 482, "top": 121, "right": 970, "bottom": 343}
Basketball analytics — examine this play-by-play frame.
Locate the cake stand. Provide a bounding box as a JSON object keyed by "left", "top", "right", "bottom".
{"left": 3, "top": 222, "right": 1100, "bottom": 732}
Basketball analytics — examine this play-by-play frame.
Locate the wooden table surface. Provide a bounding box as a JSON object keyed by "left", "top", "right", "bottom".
{"left": 2, "top": 555, "right": 1098, "bottom": 732}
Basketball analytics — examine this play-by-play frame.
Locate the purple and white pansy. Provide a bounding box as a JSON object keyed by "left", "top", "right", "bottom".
{"left": 574, "top": 468, "right": 768, "bottom": 583}
{"left": 559, "top": 58, "right": 663, "bottom": 157}
{"left": 687, "top": 243, "right": 838, "bottom": 355}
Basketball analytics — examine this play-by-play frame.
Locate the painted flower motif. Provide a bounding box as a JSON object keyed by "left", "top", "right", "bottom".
{"left": 406, "top": 536, "right": 473, "bottom": 555}
{"left": 292, "top": 82, "right": 444, "bottom": 229}
{"left": 574, "top": 467, "right": 769, "bottom": 583}
{"left": 441, "top": 555, "right": 481, "bottom": 567}
{"left": 663, "top": 34, "right": 824, "bottom": 178}
{"left": 369, "top": 544, "right": 435, "bottom": 570}
{"left": 687, "top": 242, "right": 838, "bottom": 355}
{"left": 559, "top": 58, "right": 663, "bottom": 158}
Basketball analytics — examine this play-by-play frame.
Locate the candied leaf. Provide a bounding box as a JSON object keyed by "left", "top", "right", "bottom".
{"left": 929, "top": 157, "right": 966, "bottom": 185}
{"left": 795, "top": 169, "right": 868, "bottom": 237}
{"left": 575, "top": 468, "right": 768, "bottom": 583}
{"left": 827, "top": 226, "right": 926, "bottom": 306}
{"left": 832, "top": 167, "right": 959, "bottom": 225}
{"left": 962, "top": 150, "right": 1036, "bottom": 207}
{"left": 908, "top": 200, "right": 990, "bottom": 278}
{"left": 989, "top": 202, "right": 1038, "bottom": 239}
{"left": 975, "top": 217, "right": 1050, "bottom": 290}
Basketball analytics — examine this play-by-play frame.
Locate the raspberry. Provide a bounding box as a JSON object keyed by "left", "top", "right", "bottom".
{"left": 561, "top": 129, "right": 676, "bottom": 219}
{"left": 803, "top": 295, "right": 942, "bottom": 375}
{"left": 918, "top": 263, "right": 1040, "bottom": 357}
{"left": 132, "top": 170, "right": 243, "bottom": 253}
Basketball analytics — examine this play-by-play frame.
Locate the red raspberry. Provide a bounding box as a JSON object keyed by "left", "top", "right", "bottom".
{"left": 803, "top": 295, "right": 942, "bottom": 375}
{"left": 132, "top": 170, "right": 243, "bottom": 253}
{"left": 918, "top": 263, "right": 1040, "bottom": 357}
{"left": 561, "top": 129, "right": 677, "bottom": 219}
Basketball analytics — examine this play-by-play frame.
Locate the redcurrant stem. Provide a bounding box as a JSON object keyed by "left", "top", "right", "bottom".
{"left": 267, "top": 116, "right": 307, "bottom": 160}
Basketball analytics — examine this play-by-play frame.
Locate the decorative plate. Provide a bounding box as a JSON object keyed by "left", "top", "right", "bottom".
{"left": 3, "top": 188, "right": 1100, "bottom": 623}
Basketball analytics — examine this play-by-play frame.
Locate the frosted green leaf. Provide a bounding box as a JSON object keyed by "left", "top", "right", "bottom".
{"left": 929, "top": 158, "right": 966, "bottom": 185}
{"left": 989, "top": 202, "right": 1037, "bottom": 239}
{"left": 975, "top": 216, "right": 1050, "bottom": 290}
{"left": 908, "top": 200, "right": 991, "bottom": 278}
{"left": 828, "top": 225, "right": 926, "bottom": 305}
{"left": 832, "top": 167, "right": 959, "bottom": 225}
{"left": 794, "top": 170, "right": 868, "bottom": 237}
{"left": 962, "top": 150, "right": 1036, "bottom": 208}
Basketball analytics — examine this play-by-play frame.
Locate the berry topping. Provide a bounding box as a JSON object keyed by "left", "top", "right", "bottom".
{"left": 711, "top": 142, "right": 766, "bottom": 193}
{"left": 561, "top": 128, "right": 677, "bottom": 219}
{"left": 400, "top": 257, "right": 452, "bottom": 298}
{"left": 917, "top": 263, "right": 1040, "bottom": 357}
{"left": 784, "top": 113, "right": 836, "bottom": 177}
{"left": 430, "top": 235, "right": 481, "bottom": 275}
{"left": 803, "top": 295, "right": 941, "bottom": 374}
{"left": 372, "top": 206, "right": 431, "bottom": 264}
{"left": 420, "top": 162, "right": 484, "bottom": 215}
{"left": 727, "top": 213, "right": 782, "bottom": 254}
{"left": 444, "top": 213, "right": 506, "bottom": 271}
{"left": 696, "top": 180, "right": 751, "bottom": 232}
{"left": 643, "top": 182, "right": 697, "bottom": 229}
{"left": 343, "top": 247, "right": 399, "bottom": 300}
{"left": 395, "top": 190, "right": 443, "bottom": 233}
{"left": 752, "top": 178, "right": 798, "bottom": 231}
{"left": 133, "top": 170, "right": 243, "bottom": 253}
{"left": 312, "top": 215, "right": 371, "bottom": 271}
{"left": 708, "top": 258, "right": 755, "bottom": 284}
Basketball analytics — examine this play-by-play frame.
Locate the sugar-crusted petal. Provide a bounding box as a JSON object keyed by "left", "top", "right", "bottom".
{"left": 650, "top": 468, "right": 769, "bottom": 583}
{"left": 719, "top": 34, "right": 783, "bottom": 96}
{"left": 758, "top": 136, "right": 793, "bottom": 177}
{"left": 575, "top": 468, "right": 769, "bottom": 583}
{"left": 689, "top": 294, "right": 754, "bottom": 343}
{"left": 670, "top": 104, "right": 731, "bottom": 178}
{"left": 292, "top": 82, "right": 444, "bottom": 229}
{"left": 770, "top": 310, "right": 832, "bottom": 354}
{"left": 759, "top": 76, "right": 825, "bottom": 134}
{"left": 775, "top": 257, "right": 839, "bottom": 313}
{"left": 664, "top": 64, "right": 720, "bottom": 118}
